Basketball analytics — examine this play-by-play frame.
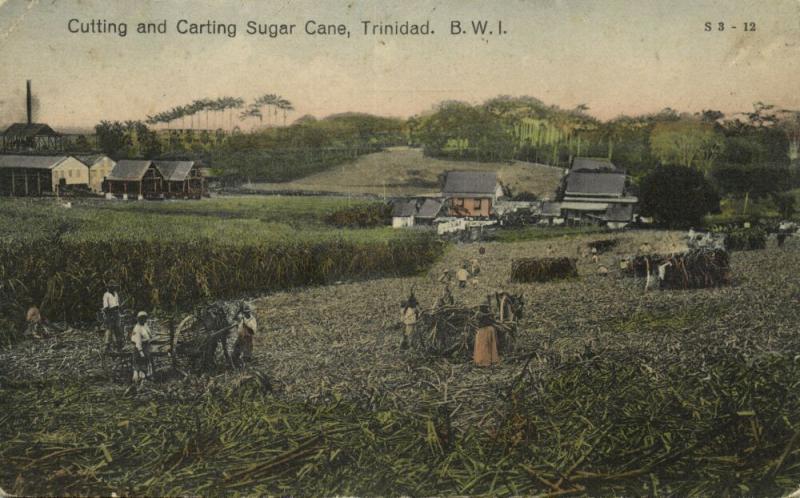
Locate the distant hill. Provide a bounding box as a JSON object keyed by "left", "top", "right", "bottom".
{"left": 248, "top": 146, "right": 564, "bottom": 199}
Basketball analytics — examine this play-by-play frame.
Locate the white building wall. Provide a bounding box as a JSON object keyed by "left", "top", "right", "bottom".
{"left": 393, "top": 216, "right": 414, "bottom": 228}
{"left": 51, "top": 157, "right": 90, "bottom": 191}
{"left": 88, "top": 157, "right": 116, "bottom": 193}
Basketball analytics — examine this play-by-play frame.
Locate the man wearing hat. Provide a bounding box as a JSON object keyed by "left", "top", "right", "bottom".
{"left": 102, "top": 281, "right": 123, "bottom": 351}
{"left": 130, "top": 311, "right": 153, "bottom": 382}
{"left": 232, "top": 304, "right": 258, "bottom": 367}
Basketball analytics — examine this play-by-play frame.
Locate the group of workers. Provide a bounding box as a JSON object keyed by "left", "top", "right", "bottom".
{"left": 99, "top": 281, "right": 259, "bottom": 383}
{"left": 439, "top": 258, "right": 481, "bottom": 289}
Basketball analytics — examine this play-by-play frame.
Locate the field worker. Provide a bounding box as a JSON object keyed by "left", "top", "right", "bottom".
{"left": 25, "top": 303, "right": 45, "bottom": 339}
{"left": 438, "top": 268, "right": 451, "bottom": 284}
{"left": 546, "top": 245, "right": 554, "bottom": 256}
{"left": 473, "top": 306, "right": 500, "bottom": 367}
{"left": 591, "top": 247, "right": 599, "bottom": 264}
{"left": 130, "top": 311, "right": 153, "bottom": 382}
{"left": 596, "top": 265, "right": 609, "bottom": 276}
{"left": 638, "top": 242, "right": 652, "bottom": 255}
{"left": 456, "top": 262, "right": 470, "bottom": 288}
{"left": 232, "top": 305, "right": 258, "bottom": 367}
{"left": 102, "top": 281, "right": 123, "bottom": 351}
{"left": 400, "top": 293, "right": 419, "bottom": 349}
{"left": 435, "top": 285, "right": 455, "bottom": 308}
{"left": 470, "top": 258, "right": 480, "bottom": 276}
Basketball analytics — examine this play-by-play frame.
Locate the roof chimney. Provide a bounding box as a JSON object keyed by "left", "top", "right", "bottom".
{"left": 26, "top": 80, "right": 32, "bottom": 125}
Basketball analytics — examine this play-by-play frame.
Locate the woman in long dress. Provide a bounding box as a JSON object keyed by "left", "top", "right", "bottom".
{"left": 473, "top": 308, "right": 500, "bottom": 367}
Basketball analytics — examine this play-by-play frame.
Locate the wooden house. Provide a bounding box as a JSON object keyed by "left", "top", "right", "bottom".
{"left": 560, "top": 165, "right": 637, "bottom": 226}
{"left": 105, "top": 160, "right": 164, "bottom": 199}
{"left": 77, "top": 155, "right": 116, "bottom": 193}
{"left": 442, "top": 171, "right": 503, "bottom": 218}
{"left": 0, "top": 155, "right": 88, "bottom": 196}
{"left": 153, "top": 161, "right": 206, "bottom": 199}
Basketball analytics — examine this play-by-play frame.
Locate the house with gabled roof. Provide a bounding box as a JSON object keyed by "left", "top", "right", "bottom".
{"left": 559, "top": 159, "right": 637, "bottom": 227}
{"left": 442, "top": 171, "right": 503, "bottom": 218}
{"left": 153, "top": 160, "right": 206, "bottom": 198}
{"left": 0, "top": 154, "right": 88, "bottom": 195}
{"left": 105, "top": 160, "right": 164, "bottom": 199}
{"left": 77, "top": 155, "right": 116, "bottom": 193}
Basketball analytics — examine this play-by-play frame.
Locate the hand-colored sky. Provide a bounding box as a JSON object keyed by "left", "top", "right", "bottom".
{"left": 0, "top": 0, "right": 798, "bottom": 129}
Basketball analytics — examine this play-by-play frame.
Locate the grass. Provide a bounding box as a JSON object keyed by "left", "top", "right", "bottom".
{"left": 248, "top": 146, "right": 564, "bottom": 198}
{"left": 0, "top": 196, "right": 399, "bottom": 244}
{"left": 0, "top": 196, "right": 444, "bottom": 332}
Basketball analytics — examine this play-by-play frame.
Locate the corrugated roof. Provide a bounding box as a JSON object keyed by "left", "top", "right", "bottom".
{"left": 107, "top": 160, "right": 153, "bottom": 181}
{"left": 604, "top": 204, "right": 634, "bottom": 222}
{"left": 565, "top": 171, "right": 626, "bottom": 196}
{"left": 3, "top": 123, "right": 60, "bottom": 138}
{"left": 416, "top": 198, "right": 443, "bottom": 219}
{"left": 392, "top": 200, "right": 417, "bottom": 217}
{"left": 0, "top": 154, "right": 69, "bottom": 170}
{"left": 443, "top": 171, "right": 497, "bottom": 195}
{"left": 154, "top": 160, "right": 195, "bottom": 182}
{"left": 571, "top": 157, "right": 621, "bottom": 172}
{"left": 76, "top": 155, "right": 107, "bottom": 166}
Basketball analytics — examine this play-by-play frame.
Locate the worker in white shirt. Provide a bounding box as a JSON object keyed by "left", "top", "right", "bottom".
{"left": 232, "top": 305, "right": 258, "bottom": 367}
{"left": 130, "top": 311, "right": 153, "bottom": 382}
{"left": 102, "top": 281, "right": 123, "bottom": 351}
{"left": 456, "top": 262, "right": 470, "bottom": 289}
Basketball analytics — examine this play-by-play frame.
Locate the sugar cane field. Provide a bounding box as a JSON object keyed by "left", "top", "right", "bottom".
{"left": 2, "top": 198, "right": 800, "bottom": 496}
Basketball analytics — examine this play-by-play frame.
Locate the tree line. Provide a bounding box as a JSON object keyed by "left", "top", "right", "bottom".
{"left": 92, "top": 112, "right": 406, "bottom": 183}
{"left": 414, "top": 96, "right": 800, "bottom": 224}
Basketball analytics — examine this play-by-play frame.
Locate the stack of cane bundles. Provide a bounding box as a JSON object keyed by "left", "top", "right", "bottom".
{"left": 510, "top": 257, "right": 578, "bottom": 283}
{"left": 624, "top": 249, "right": 730, "bottom": 289}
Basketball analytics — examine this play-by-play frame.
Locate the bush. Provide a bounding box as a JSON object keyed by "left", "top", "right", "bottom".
{"left": 324, "top": 203, "right": 392, "bottom": 228}
{"left": 639, "top": 165, "right": 720, "bottom": 228}
{"left": 713, "top": 226, "right": 767, "bottom": 251}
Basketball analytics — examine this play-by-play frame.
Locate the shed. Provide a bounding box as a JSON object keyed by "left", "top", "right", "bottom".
{"left": 415, "top": 198, "right": 443, "bottom": 224}
{"left": 77, "top": 155, "right": 116, "bottom": 193}
{"left": 154, "top": 161, "right": 206, "bottom": 198}
{"left": 392, "top": 200, "right": 417, "bottom": 228}
{"left": 0, "top": 155, "right": 88, "bottom": 195}
{"left": 105, "top": 160, "right": 164, "bottom": 198}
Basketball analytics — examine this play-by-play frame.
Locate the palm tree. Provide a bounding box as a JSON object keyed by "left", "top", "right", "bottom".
{"left": 240, "top": 105, "right": 262, "bottom": 128}
{"left": 276, "top": 98, "right": 294, "bottom": 126}
{"left": 225, "top": 97, "right": 245, "bottom": 131}
{"left": 255, "top": 94, "right": 279, "bottom": 126}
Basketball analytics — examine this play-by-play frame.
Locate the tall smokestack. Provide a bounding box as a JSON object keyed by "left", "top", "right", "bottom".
{"left": 26, "top": 80, "right": 32, "bottom": 125}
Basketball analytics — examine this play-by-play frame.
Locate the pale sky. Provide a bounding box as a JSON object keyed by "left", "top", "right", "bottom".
{"left": 0, "top": 0, "right": 799, "bottom": 129}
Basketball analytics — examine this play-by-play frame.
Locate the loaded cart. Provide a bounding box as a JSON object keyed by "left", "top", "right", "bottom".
{"left": 100, "top": 301, "right": 246, "bottom": 383}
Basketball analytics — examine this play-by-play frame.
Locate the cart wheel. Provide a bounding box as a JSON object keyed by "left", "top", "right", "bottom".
{"left": 173, "top": 315, "right": 205, "bottom": 372}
